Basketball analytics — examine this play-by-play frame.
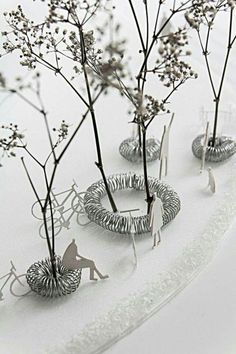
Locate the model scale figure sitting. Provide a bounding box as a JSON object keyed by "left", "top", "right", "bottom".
{"left": 62, "top": 239, "right": 109, "bottom": 281}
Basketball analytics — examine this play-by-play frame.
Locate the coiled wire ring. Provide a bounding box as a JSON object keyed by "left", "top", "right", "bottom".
{"left": 26, "top": 256, "right": 81, "bottom": 298}
{"left": 192, "top": 135, "right": 236, "bottom": 162}
{"left": 84, "top": 173, "right": 180, "bottom": 235}
{"left": 119, "top": 138, "right": 160, "bottom": 163}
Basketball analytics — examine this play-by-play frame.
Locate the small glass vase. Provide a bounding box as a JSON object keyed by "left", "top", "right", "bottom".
{"left": 192, "top": 108, "right": 236, "bottom": 162}
{"left": 192, "top": 134, "right": 236, "bottom": 162}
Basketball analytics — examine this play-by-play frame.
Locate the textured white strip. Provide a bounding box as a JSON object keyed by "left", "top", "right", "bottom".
{"left": 47, "top": 172, "right": 236, "bottom": 354}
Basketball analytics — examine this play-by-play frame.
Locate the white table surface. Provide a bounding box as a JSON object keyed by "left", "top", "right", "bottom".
{"left": 1, "top": 1, "right": 236, "bottom": 354}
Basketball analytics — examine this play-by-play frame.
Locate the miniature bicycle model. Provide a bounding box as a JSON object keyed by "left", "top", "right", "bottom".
{"left": 31, "top": 181, "right": 91, "bottom": 239}
{"left": 0, "top": 261, "right": 31, "bottom": 300}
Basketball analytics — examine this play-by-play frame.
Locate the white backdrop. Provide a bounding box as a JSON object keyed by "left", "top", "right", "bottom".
{"left": 1, "top": 1, "right": 236, "bottom": 354}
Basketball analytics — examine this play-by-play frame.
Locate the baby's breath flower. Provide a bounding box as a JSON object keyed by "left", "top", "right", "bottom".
{"left": 184, "top": 1, "right": 233, "bottom": 30}
{"left": 53, "top": 120, "right": 70, "bottom": 142}
{"left": 0, "top": 124, "right": 25, "bottom": 159}
{"left": 153, "top": 28, "right": 197, "bottom": 88}
{"left": 2, "top": 0, "right": 105, "bottom": 74}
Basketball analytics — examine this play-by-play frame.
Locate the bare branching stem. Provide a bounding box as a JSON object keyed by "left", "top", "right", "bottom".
{"left": 128, "top": 0, "right": 146, "bottom": 53}
{"left": 196, "top": 7, "right": 235, "bottom": 146}
{"left": 78, "top": 25, "right": 118, "bottom": 212}
{"left": 21, "top": 156, "right": 56, "bottom": 276}
{"left": 197, "top": 30, "right": 217, "bottom": 99}
{"left": 142, "top": 127, "right": 153, "bottom": 213}
{"left": 211, "top": 8, "right": 234, "bottom": 145}
{"left": 2, "top": 0, "right": 119, "bottom": 277}
{"left": 127, "top": 0, "right": 192, "bottom": 208}
{"left": 58, "top": 86, "right": 104, "bottom": 162}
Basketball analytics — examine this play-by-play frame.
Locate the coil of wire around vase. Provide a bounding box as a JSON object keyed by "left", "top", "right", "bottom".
{"left": 192, "top": 134, "right": 236, "bottom": 162}
{"left": 119, "top": 137, "right": 160, "bottom": 163}
{"left": 84, "top": 173, "right": 180, "bottom": 235}
{"left": 26, "top": 256, "right": 81, "bottom": 298}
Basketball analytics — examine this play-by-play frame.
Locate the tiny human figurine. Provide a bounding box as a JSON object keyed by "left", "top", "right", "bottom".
{"left": 200, "top": 121, "right": 210, "bottom": 173}
{"left": 207, "top": 167, "right": 216, "bottom": 194}
{"left": 129, "top": 212, "right": 137, "bottom": 266}
{"left": 159, "top": 113, "right": 174, "bottom": 179}
{"left": 149, "top": 193, "right": 164, "bottom": 248}
{"left": 132, "top": 123, "right": 139, "bottom": 139}
{"left": 62, "top": 239, "right": 109, "bottom": 281}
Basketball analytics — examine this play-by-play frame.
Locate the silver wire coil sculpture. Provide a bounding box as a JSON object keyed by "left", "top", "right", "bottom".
{"left": 84, "top": 173, "right": 180, "bottom": 235}
{"left": 192, "top": 134, "right": 236, "bottom": 162}
{"left": 119, "top": 137, "right": 160, "bottom": 163}
{"left": 26, "top": 256, "right": 81, "bottom": 298}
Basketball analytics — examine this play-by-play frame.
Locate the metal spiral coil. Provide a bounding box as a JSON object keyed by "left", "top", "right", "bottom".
{"left": 26, "top": 256, "right": 81, "bottom": 298}
{"left": 192, "top": 134, "right": 236, "bottom": 162}
{"left": 84, "top": 173, "right": 181, "bottom": 235}
{"left": 119, "top": 137, "right": 160, "bottom": 163}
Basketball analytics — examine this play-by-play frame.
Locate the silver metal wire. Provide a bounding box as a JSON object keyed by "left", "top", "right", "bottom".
{"left": 119, "top": 138, "right": 160, "bottom": 163}
{"left": 192, "top": 134, "right": 236, "bottom": 162}
{"left": 84, "top": 173, "right": 181, "bottom": 235}
{"left": 26, "top": 256, "right": 81, "bottom": 298}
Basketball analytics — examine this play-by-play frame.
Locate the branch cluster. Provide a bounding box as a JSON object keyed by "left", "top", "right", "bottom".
{"left": 0, "top": 124, "right": 25, "bottom": 158}
{"left": 185, "top": 0, "right": 235, "bottom": 30}
{"left": 157, "top": 28, "right": 197, "bottom": 88}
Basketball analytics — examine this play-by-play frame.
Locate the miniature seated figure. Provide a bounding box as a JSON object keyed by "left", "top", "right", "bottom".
{"left": 62, "top": 239, "right": 109, "bottom": 281}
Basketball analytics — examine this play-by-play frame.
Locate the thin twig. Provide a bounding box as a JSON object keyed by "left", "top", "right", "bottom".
{"left": 197, "top": 29, "right": 217, "bottom": 99}
{"left": 128, "top": 0, "right": 146, "bottom": 53}
{"left": 58, "top": 86, "right": 104, "bottom": 162}
{"left": 212, "top": 7, "right": 234, "bottom": 144}
{"left": 33, "top": 52, "right": 90, "bottom": 109}
{"left": 43, "top": 167, "right": 56, "bottom": 255}
{"left": 21, "top": 157, "right": 43, "bottom": 208}
{"left": 153, "top": 1, "right": 162, "bottom": 37}
{"left": 77, "top": 24, "right": 118, "bottom": 212}
{"left": 13, "top": 90, "right": 42, "bottom": 113}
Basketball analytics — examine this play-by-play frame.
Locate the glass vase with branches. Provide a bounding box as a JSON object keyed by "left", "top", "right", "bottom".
{"left": 1, "top": 0, "right": 128, "bottom": 213}
{"left": 90, "top": 0, "right": 197, "bottom": 212}
{"left": 0, "top": 71, "right": 99, "bottom": 278}
{"left": 185, "top": 0, "right": 236, "bottom": 148}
